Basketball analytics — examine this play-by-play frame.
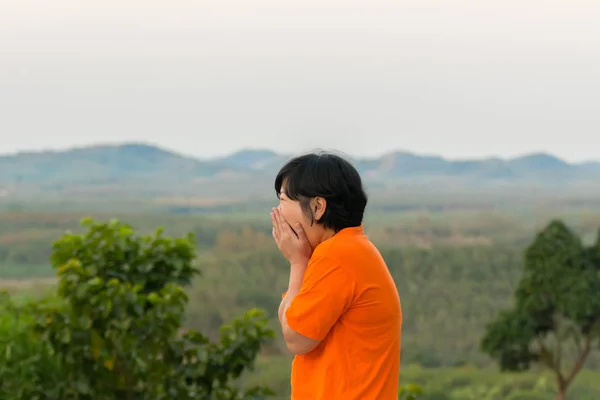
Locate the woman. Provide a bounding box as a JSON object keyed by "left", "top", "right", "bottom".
{"left": 271, "top": 152, "right": 402, "bottom": 400}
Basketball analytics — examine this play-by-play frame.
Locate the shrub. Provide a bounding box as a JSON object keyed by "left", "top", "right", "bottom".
{"left": 0, "top": 218, "right": 274, "bottom": 399}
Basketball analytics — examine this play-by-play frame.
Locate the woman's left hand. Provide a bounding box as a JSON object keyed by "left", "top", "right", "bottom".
{"left": 271, "top": 208, "right": 313, "bottom": 266}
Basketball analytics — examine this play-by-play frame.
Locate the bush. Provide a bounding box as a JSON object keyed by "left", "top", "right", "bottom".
{"left": 399, "top": 383, "right": 424, "bottom": 399}
{"left": 0, "top": 293, "right": 64, "bottom": 398}
{"left": 0, "top": 218, "right": 274, "bottom": 399}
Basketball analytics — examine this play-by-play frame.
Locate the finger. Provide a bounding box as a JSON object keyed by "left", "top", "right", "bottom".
{"left": 294, "top": 223, "right": 308, "bottom": 244}
{"left": 272, "top": 227, "right": 280, "bottom": 244}
{"left": 271, "top": 209, "right": 280, "bottom": 238}
{"left": 295, "top": 224, "right": 312, "bottom": 250}
{"left": 274, "top": 208, "right": 291, "bottom": 235}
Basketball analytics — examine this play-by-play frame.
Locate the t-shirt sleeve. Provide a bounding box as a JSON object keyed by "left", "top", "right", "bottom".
{"left": 285, "top": 256, "right": 356, "bottom": 341}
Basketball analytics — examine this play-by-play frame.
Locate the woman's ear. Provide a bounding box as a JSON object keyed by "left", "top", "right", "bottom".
{"left": 312, "top": 197, "right": 327, "bottom": 222}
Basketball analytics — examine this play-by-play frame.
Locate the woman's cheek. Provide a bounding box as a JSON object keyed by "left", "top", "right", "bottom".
{"left": 280, "top": 204, "right": 301, "bottom": 226}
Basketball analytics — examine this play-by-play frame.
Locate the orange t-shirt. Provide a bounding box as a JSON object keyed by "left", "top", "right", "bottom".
{"left": 283, "top": 225, "right": 402, "bottom": 400}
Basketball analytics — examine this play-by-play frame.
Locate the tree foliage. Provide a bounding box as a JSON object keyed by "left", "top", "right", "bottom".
{"left": 0, "top": 218, "right": 274, "bottom": 399}
{"left": 481, "top": 220, "right": 600, "bottom": 399}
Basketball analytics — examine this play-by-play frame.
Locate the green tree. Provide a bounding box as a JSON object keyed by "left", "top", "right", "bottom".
{"left": 0, "top": 218, "right": 274, "bottom": 399}
{"left": 481, "top": 220, "right": 600, "bottom": 400}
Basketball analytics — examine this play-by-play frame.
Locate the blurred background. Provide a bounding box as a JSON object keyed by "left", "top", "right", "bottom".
{"left": 1, "top": 1, "right": 600, "bottom": 399}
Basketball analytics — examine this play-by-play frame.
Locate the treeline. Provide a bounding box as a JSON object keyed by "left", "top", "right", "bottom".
{"left": 2, "top": 211, "right": 600, "bottom": 370}
{"left": 3, "top": 208, "right": 596, "bottom": 266}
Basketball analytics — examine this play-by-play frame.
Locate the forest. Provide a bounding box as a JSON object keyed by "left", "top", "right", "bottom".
{"left": 1, "top": 204, "right": 600, "bottom": 399}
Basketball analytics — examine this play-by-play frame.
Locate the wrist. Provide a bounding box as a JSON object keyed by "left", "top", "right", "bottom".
{"left": 288, "top": 263, "right": 306, "bottom": 292}
{"left": 290, "top": 260, "right": 308, "bottom": 270}
{"left": 289, "top": 257, "right": 309, "bottom": 268}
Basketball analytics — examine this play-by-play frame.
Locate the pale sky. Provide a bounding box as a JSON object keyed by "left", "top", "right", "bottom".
{"left": 1, "top": 0, "right": 599, "bottom": 161}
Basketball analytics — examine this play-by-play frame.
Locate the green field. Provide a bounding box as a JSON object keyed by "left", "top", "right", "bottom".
{"left": 2, "top": 203, "right": 600, "bottom": 399}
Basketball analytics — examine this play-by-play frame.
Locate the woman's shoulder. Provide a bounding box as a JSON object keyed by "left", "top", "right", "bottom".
{"left": 314, "top": 230, "right": 378, "bottom": 264}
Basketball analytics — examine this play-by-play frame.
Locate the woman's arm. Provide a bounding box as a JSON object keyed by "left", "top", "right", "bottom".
{"left": 278, "top": 262, "right": 321, "bottom": 355}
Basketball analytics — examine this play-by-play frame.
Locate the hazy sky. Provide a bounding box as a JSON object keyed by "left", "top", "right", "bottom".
{"left": 1, "top": 0, "right": 599, "bottom": 161}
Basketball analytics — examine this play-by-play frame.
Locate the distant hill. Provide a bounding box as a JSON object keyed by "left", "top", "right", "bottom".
{"left": 215, "top": 149, "right": 285, "bottom": 170}
{"left": 580, "top": 161, "right": 600, "bottom": 172}
{"left": 0, "top": 143, "right": 598, "bottom": 198}
{"left": 214, "top": 149, "right": 589, "bottom": 182}
{"left": 0, "top": 143, "right": 227, "bottom": 182}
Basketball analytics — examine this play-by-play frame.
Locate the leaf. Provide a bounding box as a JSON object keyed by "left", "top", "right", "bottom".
{"left": 103, "top": 358, "right": 115, "bottom": 371}
{"left": 90, "top": 330, "right": 103, "bottom": 360}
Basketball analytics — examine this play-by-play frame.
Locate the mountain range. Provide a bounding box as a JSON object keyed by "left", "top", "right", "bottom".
{"left": 0, "top": 143, "right": 599, "bottom": 198}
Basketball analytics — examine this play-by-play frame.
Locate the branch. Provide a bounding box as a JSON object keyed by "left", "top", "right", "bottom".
{"left": 536, "top": 338, "right": 564, "bottom": 388}
{"left": 563, "top": 332, "right": 592, "bottom": 388}
{"left": 571, "top": 327, "right": 583, "bottom": 355}
{"left": 554, "top": 334, "right": 562, "bottom": 374}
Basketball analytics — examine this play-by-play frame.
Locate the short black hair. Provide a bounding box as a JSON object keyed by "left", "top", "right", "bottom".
{"left": 274, "top": 152, "right": 368, "bottom": 232}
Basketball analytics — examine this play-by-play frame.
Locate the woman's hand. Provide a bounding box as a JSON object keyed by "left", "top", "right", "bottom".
{"left": 271, "top": 207, "right": 313, "bottom": 266}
